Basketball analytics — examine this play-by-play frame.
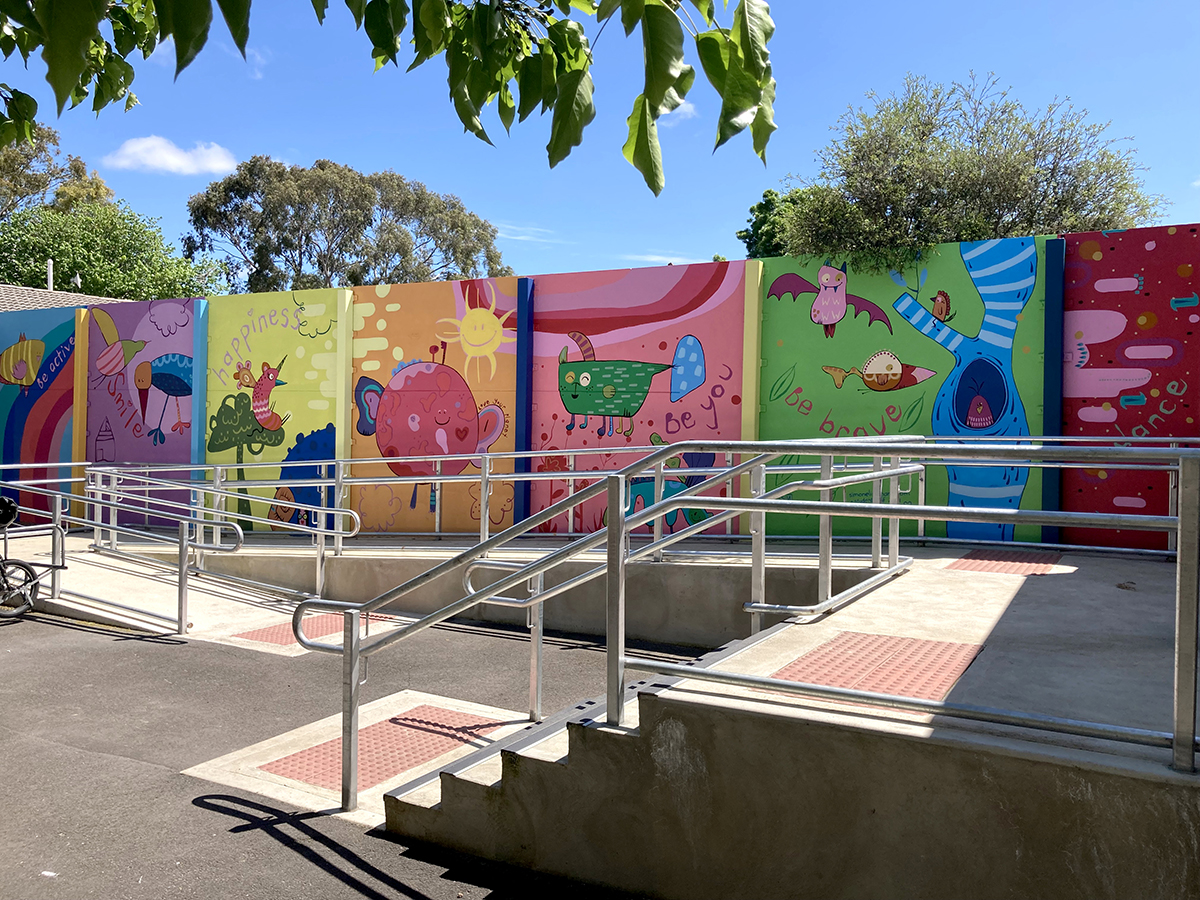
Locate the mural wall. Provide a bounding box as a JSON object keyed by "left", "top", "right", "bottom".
{"left": 0, "top": 307, "right": 78, "bottom": 514}
{"left": 528, "top": 261, "right": 756, "bottom": 535}
{"left": 205, "top": 289, "right": 350, "bottom": 530}
{"left": 1060, "top": 224, "right": 1200, "bottom": 549}
{"left": 759, "top": 237, "right": 1054, "bottom": 540}
{"left": 349, "top": 278, "right": 523, "bottom": 533}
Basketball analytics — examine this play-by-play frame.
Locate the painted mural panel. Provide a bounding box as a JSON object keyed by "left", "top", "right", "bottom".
{"left": 1060, "top": 224, "right": 1200, "bottom": 549}
{"left": 529, "top": 261, "right": 750, "bottom": 535}
{"left": 350, "top": 278, "right": 521, "bottom": 533}
{"left": 205, "top": 289, "right": 349, "bottom": 529}
{"left": 759, "top": 237, "right": 1049, "bottom": 539}
{"left": 0, "top": 307, "right": 77, "bottom": 515}
{"left": 85, "top": 299, "right": 199, "bottom": 464}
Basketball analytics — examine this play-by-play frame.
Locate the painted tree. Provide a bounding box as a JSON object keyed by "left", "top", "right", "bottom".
{"left": 184, "top": 158, "right": 512, "bottom": 292}
{"left": 206, "top": 391, "right": 287, "bottom": 526}
{"left": 0, "top": 1, "right": 775, "bottom": 195}
{"left": 750, "top": 73, "right": 1164, "bottom": 271}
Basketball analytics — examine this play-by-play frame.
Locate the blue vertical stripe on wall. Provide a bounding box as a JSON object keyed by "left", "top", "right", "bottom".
{"left": 1041, "top": 238, "right": 1066, "bottom": 543}
{"left": 514, "top": 277, "right": 535, "bottom": 522}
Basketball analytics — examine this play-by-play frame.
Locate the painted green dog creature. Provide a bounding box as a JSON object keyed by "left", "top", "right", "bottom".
{"left": 558, "top": 330, "right": 706, "bottom": 438}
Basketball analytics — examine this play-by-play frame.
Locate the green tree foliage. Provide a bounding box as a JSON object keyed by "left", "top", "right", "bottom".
{"left": 759, "top": 74, "right": 1166, "bottom": 272}
{"left": 0, "top": 201, "right": 227, "bottom": 299}
{"left": 0, "top": 1, "right": 775, "bottom": 195}
{"left": 735, "top": 187, "right": 796, "bottom": 258}
{"left": 0, "top": 123, "right": 112, "bottom": 220}
{"left": 183, "top": 156, "right": 512, "bottom": 293}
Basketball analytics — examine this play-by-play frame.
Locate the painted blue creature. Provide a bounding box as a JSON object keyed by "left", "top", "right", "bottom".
{"left": 893, "top": 237, "right": 1037, "bottom": 540}
{"left": 625, "top": 448, "right": 716, "bottom": 532}
{"left": 269, "top": 424, "right": 336, "bottom": 531}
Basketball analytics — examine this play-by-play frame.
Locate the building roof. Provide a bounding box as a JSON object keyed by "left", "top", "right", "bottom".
{"left": 0, "top": 282, "right": 127, "bottom": 313}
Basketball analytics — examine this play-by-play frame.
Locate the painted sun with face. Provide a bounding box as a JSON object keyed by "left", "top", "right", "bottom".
{"left": 436, "top": 288, "right": 515, "bottom": 381}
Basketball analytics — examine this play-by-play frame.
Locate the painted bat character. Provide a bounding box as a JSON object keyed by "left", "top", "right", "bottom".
{"left": 236, "top": 358, "right": 290, "bottom": 431}
{"left": 558, "top": 331, "right": 706, "bottom": 438}
{"left": 766, "top": 264, "right": 893, "bottom": 338}
{"left": 822, "top": 350, "right": 936, "bottom": 392}
{"left": 0, "top": 333, "right": 45, "bottom": 387}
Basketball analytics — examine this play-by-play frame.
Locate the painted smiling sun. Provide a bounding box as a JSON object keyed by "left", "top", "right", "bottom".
{"left": 436, "top": 289, "right": 515, "bottom": 381}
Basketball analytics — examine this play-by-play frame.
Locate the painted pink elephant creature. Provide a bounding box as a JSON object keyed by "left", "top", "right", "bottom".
{"left": 355, "top": 362, "right": 505, "bottom": 480}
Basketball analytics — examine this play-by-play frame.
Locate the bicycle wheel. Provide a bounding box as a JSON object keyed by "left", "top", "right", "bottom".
{"left": 0, "top": 560, "right": 38, "bottom": 617}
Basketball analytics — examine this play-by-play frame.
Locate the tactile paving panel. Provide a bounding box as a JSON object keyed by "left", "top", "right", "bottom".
{"left": 234, "top": 613, "right": 394, "bottom": 646}
{"left": 945, "top": 549, "right": 1061, "bottom": 575}
{"left": 772, "top": 631, "right": 982, "bottom": 701}
{"left": 259, "top": 704, "right": 502, "bottom": 792}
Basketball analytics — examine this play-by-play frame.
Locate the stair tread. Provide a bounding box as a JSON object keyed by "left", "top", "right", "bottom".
{"left": 512, "top": 728, "right": 570, "bottom": 764}
{"left": 454, "top": 753, "right": 503, "bottom": 787}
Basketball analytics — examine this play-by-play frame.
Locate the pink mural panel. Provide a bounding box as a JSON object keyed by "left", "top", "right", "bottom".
{"left": 529, "top": 261, "right": 748, "bottom": 534}
{"left": 1060, "top": 225, "right": 1199, "bottom": 548}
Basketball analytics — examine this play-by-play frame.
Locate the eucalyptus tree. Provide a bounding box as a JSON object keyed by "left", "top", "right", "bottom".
{"left": 0, "top": 123, "right": 111, "bottom": 220}
{"left": 0, "top": 0, "right": 777, "bottom": 194}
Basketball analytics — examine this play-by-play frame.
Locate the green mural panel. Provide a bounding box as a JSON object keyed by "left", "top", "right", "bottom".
{"left": 205, "top": 289, "right": 347, "bottom": 530}
{"left": 759, "top": 238, "right": 1048, "bottom": 539}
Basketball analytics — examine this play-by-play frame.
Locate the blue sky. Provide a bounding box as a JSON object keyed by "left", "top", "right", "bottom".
{"left": 6, "top": 0, "right": 1199, "bottom": 277}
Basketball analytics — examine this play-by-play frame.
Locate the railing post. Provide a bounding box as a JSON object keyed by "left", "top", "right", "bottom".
{"left": 606, "top": 474, "right": 627, "bottom": 726}
{"left": 529, "top": 571, "right": 544, "bottom": 723}
{"left": 177, "top": 520, "right": 189, "bottom": 636}
{"left": 479, "top": 456, "right": 491, "bottom": 555}
{"left": 1172, "top": 454, "right": 1200, "bottom": 772}
{"left": 108, "top": 472, "right": 118, "bottom": 550}
{"left": 567, "top": 454, "right": 576, "bottom": 535}
{"left": 342, "top": 609, "right": 362, "bottom": 810}
{"left": 212, "top": 466, "right": 225, "bottom": 554}
{"left": 652, "top": 459, "right": 664, "bottom": 561}
{"left": 51, "top": 498, "right": 62, "bottom": 600}
{"left": 334, "top": 460, "right": 345, "bottom": 556}
{"left": 871, "top": 457, "right": 883, "bottom": 568}
{"left": 315, "top": 521, "right": 327, "bottom": 598}
{"left": 434, "top": 460, "right": 443, "bottom": 536}
{"left": 750, "top": 463, "right": 766, "bottom": 634}
{"left": 1169, "top": 443, "right": 1179, "bottom": 552}
{"left": 888, "top": 456, "right": 900, "bottom": 569}
{"left": 725, "top": 451, "right": 734, "bottom": 534}
{"left": 917, "top": 467, "right": 927, "bottom": 539}
{"left": 88, "top": 471, "right": 99, "bottom": 547}
{"left": 818, "top": 455, "right": 832, "bottom": 605}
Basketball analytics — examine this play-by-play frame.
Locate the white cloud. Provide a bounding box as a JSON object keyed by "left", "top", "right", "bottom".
{"left": 103, "top": 136, "right": 238, "bottom": 175}
{"left": 496, "top": 223, "right": 570, "bottom": 244}
{"left": 623, "top": 253, "right": 701, "bottom": 266}
{"left": 659, "top": 100, "right": 699, "bottom": 127}
{"left": 1193, "top": 177, "right": 1200, "bottom": 188}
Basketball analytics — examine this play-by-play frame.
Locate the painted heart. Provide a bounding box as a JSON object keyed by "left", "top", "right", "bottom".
{"left": 455, "top": 426, "right": 470, "bottom": 442}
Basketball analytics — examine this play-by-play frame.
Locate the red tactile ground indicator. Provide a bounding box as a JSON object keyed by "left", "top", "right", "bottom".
{"left": 234, "top": 613, "right": 395, "bottom": 646}
{"left": 258, "top": 704, "right": 503, "bottom": 792}
{"left": 945, "top": 549, "right": 1062, "bottom": 576}
{"left": 772, "top": 631, "right": 983, "bottom": 701}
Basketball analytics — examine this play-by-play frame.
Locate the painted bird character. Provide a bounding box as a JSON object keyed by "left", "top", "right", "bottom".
{"left": 0, "top": 333, "right": 45, "bottom": 387}
{"left": 930, "top": 290, "right": 955, "bottom": 322}
{"left": 135, "top": 354, "right": 193, "bottom": 445}
{"left": 236, "top": 358, "right": 290, "bottom": 431}
{"left": 91, "top": 308, "right": 146, "bottom": 385}
{"left": 822, "top": 350, "right": 936, "bottom": 392}
{"left": 766, "top": 266, "right": 893, "bottom": 338}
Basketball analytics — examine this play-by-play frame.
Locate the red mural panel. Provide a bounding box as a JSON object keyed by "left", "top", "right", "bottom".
{"left": 1060, "top": 224, "right": 1199, "bottom": 548}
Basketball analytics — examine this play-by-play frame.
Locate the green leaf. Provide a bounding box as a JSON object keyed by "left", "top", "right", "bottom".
{"left": 516, "top": 53, "right": 542, "bottom": 121}
{"left": 694, "top": 28, "right": 728, "bottom": 92}
{"left": 7, "top": 86, "right": 36, "bottom": 121}
{"left": 597, "top": 0, "right": 620, "bottom": 21}
{"left": 686, "top": 0, "right": 714, "bottom": 24}
{"left": 344, "top": 0, "right": 366, "bottom": 28}
{"left": 364, "top": 0, "right": 400, "bottom": 64}
{"left": 713, "top": 42, "right": 760, "bottom": 150}
{"left": 620, "top": 0, "right": 642, "bottom": 36}
{"left": 0, "top": 0, "right": 40, "bottom": 32}
{"left": 767, "top": 363, "right": 795, "bottom": 402}
{"left": 310, "top": 0, "right": 328, "bottom": 23}
{"left": 899, "top": 393, "right": 925, "bottom": 432}
{"left": 215, "top": 0, "right": 250, "bottom": 55}
{"left": 156, "top": 0, "right": 214, "bottom": 77}
{"left": 498, "top": 82, "right": 514, "bottom": 133}
{"left": 539, "top": 40, "right": 557, "bottom": 112}
{"left": 641, "top": 0, "right": 686, "bottom": 117}
{"left": 546, "top": 66, "right": 594, "bottom": 167}
{"left": 621, "top": 93, "right": 663, "bottom": 195}
{"left": 731, "top": 0, "right": 772, "bottom": 82}
{"left": 451, "top": 78, "right": 492, "bottom": 145}
{"left": 750, "top": 65, "right": 775, "bottom": 162}
{"left": 33, "top": 0, "right": 107, "bottom": 111}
